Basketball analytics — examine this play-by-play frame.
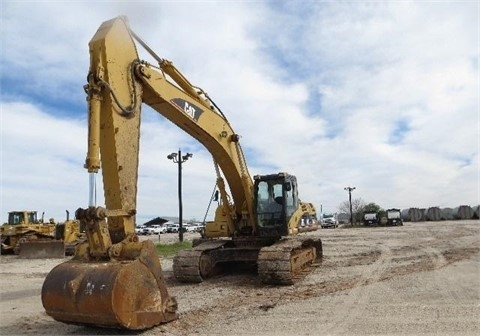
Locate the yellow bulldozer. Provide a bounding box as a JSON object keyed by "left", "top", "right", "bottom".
{"left": 53, "top": 210, "right": 87, "bottom": 255}
{"left": 1, "top": 210, "right": 85, "bottom": 258}
{"left": 1, "top": 210, "right": 58, "bottom": 256}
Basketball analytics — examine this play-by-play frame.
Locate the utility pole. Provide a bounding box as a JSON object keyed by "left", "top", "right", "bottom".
{"left": 167, "top": 149, "right": 192, "bottom": 242}
{"left": 344, "top": 186, "right": 356, "bottom": 225}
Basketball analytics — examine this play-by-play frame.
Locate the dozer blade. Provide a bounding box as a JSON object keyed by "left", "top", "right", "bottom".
{"left": 18, "top": 240, "right": 65, "bottom": 259}
{"left": 41, "top": 240, "right": 177, "bottom": 330}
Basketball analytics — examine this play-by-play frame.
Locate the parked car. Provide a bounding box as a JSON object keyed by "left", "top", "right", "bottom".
{"left": 190, "top": 223, "right": 205, "bottom": 233}
{"left": 149, "top": 224, "right": 167, "bottom": 234}
{"left": 165, "top": 223, "right": 179, "bottom": 233}
{"left": 135, "top": 225, "right": 147, "bottom": 235}
{"left": 142, "top": 226, "right": 153, "bottom": 235}
{"left": 321, "top": 214, "right": 338, "bottom": 228}
{"left": 184, "top": 224, "right": 196, "bottom": 232}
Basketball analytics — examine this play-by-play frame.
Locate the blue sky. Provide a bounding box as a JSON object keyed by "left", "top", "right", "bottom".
{"left": 1, "top": 1, "right": 478, "bottom": 224}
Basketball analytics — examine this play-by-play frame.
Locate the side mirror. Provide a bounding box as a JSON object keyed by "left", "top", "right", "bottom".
{"left": 284, "top": 182, "right": 292, "bottom": 192}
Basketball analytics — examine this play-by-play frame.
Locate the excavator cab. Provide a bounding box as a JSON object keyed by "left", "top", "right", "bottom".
{"left": 254, "top": 173, "right": 299, "bottom": 237}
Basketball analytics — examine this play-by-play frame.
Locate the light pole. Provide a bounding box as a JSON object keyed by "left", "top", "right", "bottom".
{"left": 344, "top": 186, "right": 356, "bottom": 225}
{"left": 167, "top": 149, "right": 192, "bottom": 242}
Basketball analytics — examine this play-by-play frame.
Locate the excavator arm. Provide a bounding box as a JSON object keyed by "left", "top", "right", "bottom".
{"left": 42, "top": 15, "right": 258, "bottom": 331}
{"left": 41, "top": 17, "right": 192, "bottom": 330}
{"left": 84, "top": 16, "right": 254, "bottom": 241}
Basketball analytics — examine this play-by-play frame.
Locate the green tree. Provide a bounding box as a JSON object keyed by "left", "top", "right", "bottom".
{"left": 363, "top": 202, "right": 383, "bottom": 214}
{"left": 338, "top": 200, "right": 385, "bottom": 224}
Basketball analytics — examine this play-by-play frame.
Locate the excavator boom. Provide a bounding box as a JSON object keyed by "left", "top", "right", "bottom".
{"left": 41, "top": 17, "right": 178, "bottom": 330}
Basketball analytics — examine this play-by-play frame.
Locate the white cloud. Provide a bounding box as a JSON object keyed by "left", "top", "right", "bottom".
{"left": 1, "top": 102, "right": 87, "bottom": 219}
{"left": 1, "top": 1, "right": 478, "bottom": 224}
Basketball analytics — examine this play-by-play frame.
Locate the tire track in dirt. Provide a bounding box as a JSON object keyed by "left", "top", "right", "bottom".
{"left": 159, "top": 244, "right": 386, "bottom": 335}
{"left": 320, "top": 245, "right": 393, "bottom": 334}
{"left": 422, "top": 245, "right": 463, "bottom": 303}
{"left": 0, "top": 288, "right": 40, "bottom": 302}
{"left": 160, "top": 237, "right": 480, "bottom": 335}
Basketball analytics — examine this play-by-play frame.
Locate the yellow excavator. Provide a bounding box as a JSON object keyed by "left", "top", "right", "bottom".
{"left": 41, "top": 16, "right": 321, "bottom": 330}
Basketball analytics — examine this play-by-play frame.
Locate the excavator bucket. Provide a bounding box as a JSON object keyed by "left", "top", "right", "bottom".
{"left": 41, "top": 239, "right": 178, "bottom": 330}
{"left": 18, "top": 240, "right": 65, "bottom": 259}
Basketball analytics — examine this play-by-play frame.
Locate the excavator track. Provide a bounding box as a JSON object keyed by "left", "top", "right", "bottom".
{"left": 258, "top": 237, "right": 322, "bottom": 285}
{"left": 173, "top": 240, "right": 228, "bottom": 283}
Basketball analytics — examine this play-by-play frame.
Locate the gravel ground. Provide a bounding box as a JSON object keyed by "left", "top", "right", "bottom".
{"left": 0, "top": 220, "right": 478, "bottom": 335}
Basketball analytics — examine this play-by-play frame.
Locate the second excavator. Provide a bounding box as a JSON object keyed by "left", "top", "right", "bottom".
{"left": 41, "top": 16, "right": 322, "bottom": 330}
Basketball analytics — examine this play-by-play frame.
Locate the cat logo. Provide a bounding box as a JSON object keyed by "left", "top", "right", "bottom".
{"left": 171, "top": 98, "right": 203, "bottom": 122}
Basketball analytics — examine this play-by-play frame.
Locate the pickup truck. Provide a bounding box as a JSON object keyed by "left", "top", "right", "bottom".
{"left": 165, "top": 223, "right": 179, "bottom": 233}
{"left": 135, "top": 225, "right": 147, "bottom": 234}
{"left": 321, "top": 214, "right": 338, "bottom": 228}
{"left": 148, "top": 224, "right": 167, "bottom": 234}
